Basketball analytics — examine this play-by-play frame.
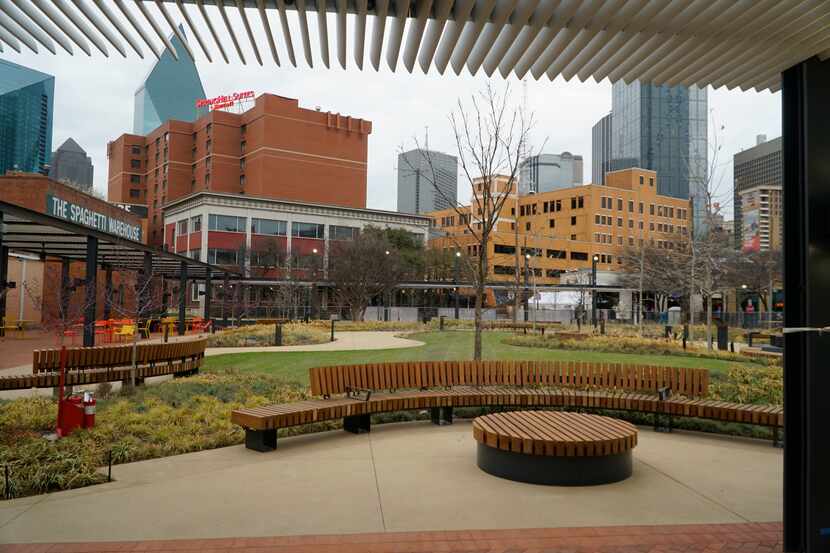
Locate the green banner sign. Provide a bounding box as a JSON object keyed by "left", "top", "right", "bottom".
{"left": 46, "top": 194, "right": 142, "bottom": 241}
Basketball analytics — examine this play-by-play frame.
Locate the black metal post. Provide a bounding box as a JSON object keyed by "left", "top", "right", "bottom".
{"left": 782, "top": 56, "right": 830, "bottom": 553}
{"left": 222, "top": 273, "right": 229, "bottom": 327}
{"left": 140, "top": 252, "right": 152, "bottom": 321}
{"left": 453, "top": 252, "right": 460, "bottom": 320}
{"left": 0, "top": 246, "right": 7, "bottom": 338}
{"left": 523, "top": 255, "right": 529, "bottom": 322}
{"left": 274, "top": 322, "right": 282, "bottom": 346}
{"left": 60, "top": 259, "right": 70, "bottom": 323}
{"left": 103, "top": 266, "right": 113, "bottom": 320}
{"left": 83, "top": 237, "right": 98, "bottom": 347}
{"left": 591, "top": 255, "right": 598, "bottom": 328}
{"left": 203, "top": 272, "right": 212, "bottom": 324}
{"left": 330, "top": 318, "right": 335, "bottom": 342}
{"left": 178, "top": 261, "right": 187, "bottom": 336}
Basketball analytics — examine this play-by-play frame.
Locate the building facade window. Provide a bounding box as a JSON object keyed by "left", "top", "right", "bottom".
{"left": 191, "top": 215, "right": 202, "bottom": 232}
{"left": 208, "top": 214, "right": 246, "bottom": 232}
{"left": 292, "top": 221, "right": 325, "bottom": 239}
{"left": 251, "top": 218, "right": 287, "bottom": 236}
{"left": 330, "top": 225, "right": 359, "bottom": 241}
{"left": 207, "top": 248, "right": 238, "bottom": 265}
{"left": 177, "top": 219, "right": 188, "bottom": 236}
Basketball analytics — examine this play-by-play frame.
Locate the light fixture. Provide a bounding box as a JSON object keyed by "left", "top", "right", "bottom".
{"left": 741, "top": 284, "right": 748, "bottom": 290}
{"left": 455, "top": 251, "right": 461, "bottom": 257}
{"left": 525, "top": 253, "right": 531, "bottom": 259}
{"left": 593, "top": 255, "right": 599, "bottom": 262}
{"left": 385, "top": 250, "right": 390, "bottom": 255}
{"left": 312, "top": 248, "right": 318, "bottom": 254}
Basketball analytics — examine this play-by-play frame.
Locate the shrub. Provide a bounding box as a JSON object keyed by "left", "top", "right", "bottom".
{"left": 710, "top": 365, "right": 783, "bottom": 406}
{"left": 310, "top": 320, "right": 429, "bottom": 332}
{"left": 207, "top": 323, "right": 329, "bottom": 347}
{"left": 503, "top": 333, "right": 775, "bottom": 365}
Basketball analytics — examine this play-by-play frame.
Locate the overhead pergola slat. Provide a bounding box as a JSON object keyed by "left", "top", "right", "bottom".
{"left": 0, "top": 201, "right": 236, "bottom": 280}
{"left": 7, "top": 0, "right": 827, "bottom": 91}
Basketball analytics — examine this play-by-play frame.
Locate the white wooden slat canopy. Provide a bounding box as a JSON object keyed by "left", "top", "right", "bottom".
{"left": 1, "top": 1, "right": 829, "bottom": 91}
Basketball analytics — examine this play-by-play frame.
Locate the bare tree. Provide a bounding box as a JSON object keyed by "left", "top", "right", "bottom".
{"left": 402, "top": 84, "right": 534, "bottom": 359}
{"left": 328, "top": 228, "right": 410, "bottom": 321}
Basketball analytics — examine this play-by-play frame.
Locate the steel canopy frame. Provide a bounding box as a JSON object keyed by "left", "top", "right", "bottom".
{"left": 0, "top": 200, "right": 233, "bottom": 280}
{"left": 1, "top": 1, "right": 830, "bottom": 92}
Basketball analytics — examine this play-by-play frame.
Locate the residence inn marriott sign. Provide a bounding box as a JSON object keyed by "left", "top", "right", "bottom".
{"left": 47, "top": 195, "right": 142, "bottom": 241}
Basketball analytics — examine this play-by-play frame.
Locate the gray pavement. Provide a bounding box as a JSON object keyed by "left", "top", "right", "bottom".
{"left": 0, "top": 421, "right": 782, "bottom": 544}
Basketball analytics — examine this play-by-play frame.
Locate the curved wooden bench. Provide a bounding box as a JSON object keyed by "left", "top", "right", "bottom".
{"left": 473, "top": 411, "right": 638, "bottom": 485}
{"left": 0, "top": 339, "right": 207, "bottom": 391}
{"left": 231, "top": 361, "right": 783, "bottom": 452}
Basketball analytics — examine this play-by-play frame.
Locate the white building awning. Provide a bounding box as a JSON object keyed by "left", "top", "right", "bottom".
{"left": 1, "top": 1, "right": 828, "bottom": 92}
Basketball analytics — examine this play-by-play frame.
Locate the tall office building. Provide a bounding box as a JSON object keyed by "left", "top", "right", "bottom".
{"left": 397, "top": 150, "right": 457, "bottom": 214}
{"left": 518, "top": 152, "right": 583, "bottom": 195}
{"left": 0, "top": 60, "right": 54, "bottom": 176}
{"left": 734, "top": 135, "right": 782, "bottom": 252}
{"left": 592, "top": 113, "right": 612, "bottom": 185}
{"left": 133, "top": 26, "right": 207, "bottom": 135}
{"left": 49, "top": 138, "right": 93, "bottom": 191}
{"left": 610, "top": 81, "right": 708, "bottom": 231}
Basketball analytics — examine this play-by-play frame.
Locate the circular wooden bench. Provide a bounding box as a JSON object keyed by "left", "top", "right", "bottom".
{"left": 472, "top": 411, "right": 638, "bottom": 486}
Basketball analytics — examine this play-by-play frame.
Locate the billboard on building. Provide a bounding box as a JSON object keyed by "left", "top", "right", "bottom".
{"left": 741, "top": 191, "right": 761, "bottom": 252}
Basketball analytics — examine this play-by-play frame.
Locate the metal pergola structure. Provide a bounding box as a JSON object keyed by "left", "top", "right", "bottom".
{"left": 0, "top": 201, "right": 236, "bottom": 346}
{"left": 5, "top": 1, "right": 830, "bottom": 550}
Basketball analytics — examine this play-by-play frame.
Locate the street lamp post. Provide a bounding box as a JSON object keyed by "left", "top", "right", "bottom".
{"left": 453, "top": 251, "right": 461, "bottom": 320}
{"left": 309, "top": 248, "right": 319, "bottom": 321}
{"left": 524, "top": 253, "right": 530, "bottom": 322}
{"left": 592, "top": 254, "right": 599, "bottom": 328}
{"left": 384, "top": 250, "right": 390, "bottom": 322}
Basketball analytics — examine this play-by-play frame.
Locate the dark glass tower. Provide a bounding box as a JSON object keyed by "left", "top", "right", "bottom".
{"left": 49, "top": 138, "right": 94, "bottom": 190}
{"left": 0, "top": 59, "right": 54, "bottom": 176}
{"left": 591, "top": 113, "right": 612, "bottom": 185}
{"left": 133, "top": 26, "right": 207, "bottom": 134}
{"left": 610, "top": 81, "right": 708, "bottom": 230}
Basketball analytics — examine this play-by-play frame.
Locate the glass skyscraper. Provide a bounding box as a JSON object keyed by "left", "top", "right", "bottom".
{"left": 0, "top": 59, "right": 54, "bottom": 176}
{"left": 610, "top": 81, "right": 708, "bottom": 231}
{"left": 133, "top": 26, "right": 207, "bottom": 134}
{"left": 519, "top": 152, "right": 583, "bottom": 194}
{"left": 591, "top": 113, "right": 612, "bottom": 185}
{"left": 397, "top": 149, "right": 458, "bottom": 214}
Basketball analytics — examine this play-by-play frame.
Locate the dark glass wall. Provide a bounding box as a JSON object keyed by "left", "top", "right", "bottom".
{"left": 0, "top": 59, "right": 54, "bottom": 176}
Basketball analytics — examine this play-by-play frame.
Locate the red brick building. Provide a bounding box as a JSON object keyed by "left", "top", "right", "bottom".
{"left": 107, "top": 94, "right": 372, "bottom": 246}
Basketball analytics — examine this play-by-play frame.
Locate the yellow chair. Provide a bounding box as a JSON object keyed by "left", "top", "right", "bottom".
{"left": 113, "top": 324, "right": 136, "bottom": 342}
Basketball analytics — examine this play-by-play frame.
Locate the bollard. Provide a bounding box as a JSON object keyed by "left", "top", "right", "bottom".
{"left": 330, "top": 319, "right": 335, "bottom": 342}
{"left": 683, "top": 324, "right": 688, "bottom": 350}
{"left": 730, "top": 341, "right": 735, "bottom": 353}
{"left": 275, "top": 323, "right": 283, "bottom": 346}
{"left": 439, "top": 315, "right": 445, "bottom": 331}
{"left": 163, "top": 324, "right": 169, "bottom": 343}
{"left": 600, "top": 319, "right": 606, "bottom": 335}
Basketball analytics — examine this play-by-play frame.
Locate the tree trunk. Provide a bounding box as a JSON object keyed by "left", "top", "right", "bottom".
{"left": 706, "top": 294, "right": 713, "bottom": 351}
{"left": 473, "top": 243, "right": 488, "bottom": 361}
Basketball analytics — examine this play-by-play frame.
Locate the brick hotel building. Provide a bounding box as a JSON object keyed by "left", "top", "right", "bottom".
{"left": 107, "top": 93, "right": 372, "bottom": 246}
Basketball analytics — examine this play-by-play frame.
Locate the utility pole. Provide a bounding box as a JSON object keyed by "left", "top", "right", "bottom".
{"left": 592, "top": 254, "right": 599, "bottom": 328}
{"left": 454, "top": 250, "right": 461, "bottom": 319}
{"left": 524, "top": 253, "right": 530, "bottom": 322}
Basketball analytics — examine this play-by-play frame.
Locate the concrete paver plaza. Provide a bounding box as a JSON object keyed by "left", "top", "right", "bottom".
{"left": 1, "top": 420, "right": 781, "bottom": 547}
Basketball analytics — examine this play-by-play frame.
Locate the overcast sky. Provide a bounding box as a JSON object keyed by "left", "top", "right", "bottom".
{"left": 1, "top": 7, "right": 781, "bottom": 220}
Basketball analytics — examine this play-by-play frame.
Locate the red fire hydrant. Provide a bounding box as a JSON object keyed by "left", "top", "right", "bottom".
{"left": 83, "top": 391, "right": 96, "bottom": 429}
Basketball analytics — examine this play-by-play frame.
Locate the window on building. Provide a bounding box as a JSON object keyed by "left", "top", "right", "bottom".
{"left": 570, "top": 234, "right": 576, "bottom": 241}
{"left": 571, "top": 197, "right": 576, "bottom": 209}
{"left": 191, "top": 215, "right": 202, "bottom": 232}
{"left": 657, "top": 205, "right": 663, "bottom": 217}
{"left": 650, "top": 222, "right": 655, "bottom": 231}
{"left": 639, "top": 175, "right": 644, "bottom": 185}
{"left": 177, "top": 219, "right": 188, "bottom": 236}
{"left": 240, "top": 158, "right": 246, "bottom": 170}
{"left": 628, "top": 219, "right": 633, "bottom": 228}
{"left": 292, "top": 222, "right": 325, "bottom": 239}
{"left": 205, "top": 173, "right": 210, "bottom": 186}
{"left": 649, "top": 177, "right": 655, "bottom": 187}
{"left": 240, "top": 124, "right": 246, "bottom": 135}
{"left": 206, "top": 139, "right": 212, "bottom": 152}
{"left": 130, "top": 175, "right": 140, "bottom": 184}
{"left": 131, "top": 145, "right": 141, "bottom": 155}
{"left": 600, "top": 197, "right": 606, "bottom": 209}
{"left": 570, "top": 251, "right": 588, "bottom": 261}
{"left": 669, "top": 207, "right": 674, "bottom": 218}
{"left": 240, "top": 140, "right": 246, "bottom": 153}
{"left": 208, "top": 214, "right": 246, "bottom": 232}
{"left": 617, "top": 198, "right": 623, "bottom": 210}
{"left": 543, "top": 202, "right": 549, "bottom": 213}
{"left": 547, "top": 249, "right": 566, "bottom": 259}
{"left": 578, "top": 196, "right": 584, "bottom": 208}
{"left": 510, "top": 207, "right": 515, "bottom": 216}
{"left": 206, "top": 123, "right": 212, "bottom": 136}
{"left": 618, "top": 236, "right": 623, "bottom": 245}
{"left": 639, "top": 202, "right": 644, "bottom": 214}
{"left": 521, "top": 247, "right": 542, "bottom": 257}
{"left": 629, "top": 237, "right": 634, "bottom": 246}
{"left": 493, "top": 265, "right": 514, "bottom": 275}
{"left": 329, "top": 225, "right": 359, "bottom": 241}
{"left": 639, "top": 221, "right": 644, "bottom": 230}
{"left": 251, "top": 218, "right": 287, "bottom": 236}
{"left": 571, "top": 216, "right": 577, "bottom": 225}
{"left": 494, "top": 244, "right": 515, "bottom": 255}
{"left": 129, "top": 189, "right": 140, "bottom": 199}
{"left": 525, "top": 222, "right": 531, "bottom": 231}
{"left": 130, "top": 159, "right": 140, "bottom": 169}
{"left": 595, "top": 214, "right": 601, "bottom": 224}
{"left": 188, "top": 249, "right": 201, "bottom": 261}
{"left": 519, "top": 205, "right": 525, "bottom": 216}
{"left": 650, "top": 204, "right": 655, "bottom": 215}
{"left": 240, "top": 175, "right": 246, "bottom": 186}
{"left": 207, "top": 248, "right": 238, "bottom": 265}
{"left": 555, "top": 200, "right": 562, "bottom": 212}
{"left": 546, "top": 269, "right": 562, "bottom": 278}
{"left": 549, "top": 219, "right": 555, "bottom": 228}
{"left": 616, "top": 217, "right": 621, "bottom": 227}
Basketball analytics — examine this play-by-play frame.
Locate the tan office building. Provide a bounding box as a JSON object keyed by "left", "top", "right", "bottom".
{"left": 428, "top": 168, "right": 691, "bottom": 287}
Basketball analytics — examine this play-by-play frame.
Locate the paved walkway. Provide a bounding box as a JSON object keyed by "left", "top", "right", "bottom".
{"left": 0, "top": 522, "right": 784, "bottom": 552}
{"left": 0, "top": 422, "right": 782, "bottom": 544}
{"left": 205, "top": 331, "right": 424, "bottom": 356}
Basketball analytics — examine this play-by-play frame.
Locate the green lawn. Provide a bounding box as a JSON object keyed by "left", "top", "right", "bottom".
{"left": 203, "top": 331, "right": 753, "bottom": 385}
